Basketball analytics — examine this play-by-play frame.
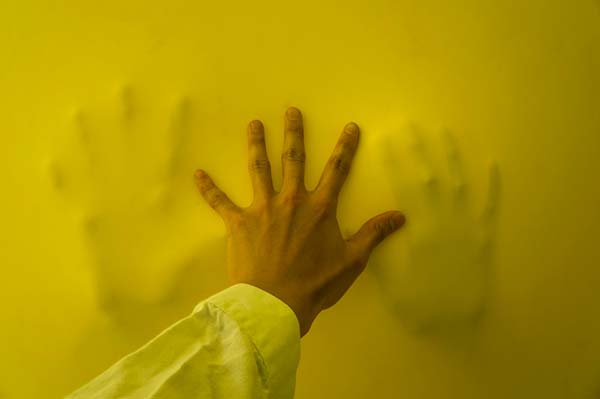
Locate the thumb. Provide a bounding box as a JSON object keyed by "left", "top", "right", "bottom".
{"left": 348, "top": 211, "right": 406, "bottom": 255}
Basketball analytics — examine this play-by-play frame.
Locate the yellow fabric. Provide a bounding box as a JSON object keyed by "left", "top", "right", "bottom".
{"left": 65, "top": 284, "right": 301, "bottom": 399}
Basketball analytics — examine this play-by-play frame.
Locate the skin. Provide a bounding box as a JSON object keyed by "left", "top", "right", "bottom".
{"left": 194, "top": 107, "right": 406, "bottom": 336}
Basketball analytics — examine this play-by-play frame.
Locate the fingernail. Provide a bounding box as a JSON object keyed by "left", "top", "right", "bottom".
{"left": 390, "top": 212, "right": 406, "bottom": 230}
{"left": 345, "top": 122, "right": 359, "bottom": 135}
{"left": 286, "top": 107, "right": 301, "bottom": 120}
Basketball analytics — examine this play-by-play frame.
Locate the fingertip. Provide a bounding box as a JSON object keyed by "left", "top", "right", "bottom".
{"left": 344, "top": 122, "right": 360, "bottom": 136}
{"left": 194, "top": 169, "right": 208, "bottom": 185}
{"left": 286, "top": 106, "right": 302, "bottom": 121}
{"left": 390, "top": 211, "right": 406, "bottom": 230}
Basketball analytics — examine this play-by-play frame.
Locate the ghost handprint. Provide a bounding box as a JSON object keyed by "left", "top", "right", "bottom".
{"left": 371, "top": 125, "right": 501, "bottom": 333}
{"left": 45, "top": 85, "right": 210, "bottom": 319}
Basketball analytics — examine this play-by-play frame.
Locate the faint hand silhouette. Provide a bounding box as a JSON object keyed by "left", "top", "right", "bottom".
{"left": 371, "top": 124, "right": 500, "bottom": 333}
{"left": 45, "top": 86, "right": 210, "bottom": 318}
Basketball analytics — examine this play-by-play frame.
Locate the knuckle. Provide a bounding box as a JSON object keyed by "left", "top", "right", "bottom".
{"left": 198, "top": 180, "right": 214, "bottom": 195}
{"left": 207, "top": 189, "right": 225, "bottom": 208}
{"left": 248, "top": 129, "right": 265, "bottom": 144}
{"left": 282, "top": 148, "right": 306, "bottom": 163}
{"left": 280, "top": 191, "right": 305, "bottom": 207}
{"left": 373, "top": 221, "right": 391, "bottom": 240}
{"left": 329, "top": 154, "right": 351, "bottom": 175}
{"left": 248, "top": 158, "right": 271, "bottom": 172}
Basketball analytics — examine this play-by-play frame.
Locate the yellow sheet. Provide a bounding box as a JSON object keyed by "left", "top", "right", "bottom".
{"left": 1, "top": 0, "right": 599, "bottom": 398}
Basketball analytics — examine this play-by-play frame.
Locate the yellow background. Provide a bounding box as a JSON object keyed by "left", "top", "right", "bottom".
{"left": 1, "top": 0, "right": 600, "bottom": 398}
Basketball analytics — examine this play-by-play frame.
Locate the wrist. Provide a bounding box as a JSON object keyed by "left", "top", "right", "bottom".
{"left": 234, "top": 279, "right": 316, "bottom": 336}
{"left": 283, "top": 297, "right": 317, "bottom": 337}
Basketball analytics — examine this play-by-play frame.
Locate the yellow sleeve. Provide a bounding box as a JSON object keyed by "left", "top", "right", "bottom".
{"left": 65, "top": 283, "right": 301, "bottom": 399}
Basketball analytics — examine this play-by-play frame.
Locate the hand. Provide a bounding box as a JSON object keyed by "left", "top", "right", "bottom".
{"left": 194, "top": 107, "right": 406, "bottom": 336}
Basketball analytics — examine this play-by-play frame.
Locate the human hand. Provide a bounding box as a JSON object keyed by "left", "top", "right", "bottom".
{"left": 194, "top": 107, "right": 406, "bottom": 336}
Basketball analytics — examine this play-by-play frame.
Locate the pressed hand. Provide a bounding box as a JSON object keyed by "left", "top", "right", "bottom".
{"left": 195, "top": 107, "right": 405, "bottom": 336}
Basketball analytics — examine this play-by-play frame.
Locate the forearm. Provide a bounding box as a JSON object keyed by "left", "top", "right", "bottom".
{"left": 65, "top": 284, "right": 301, "bottom": 399}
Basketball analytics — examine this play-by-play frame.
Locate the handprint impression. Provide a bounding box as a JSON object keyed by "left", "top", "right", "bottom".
{"left": 372, "top": 125, "right": 501, "bottom": 333}
{"left": 46, "top": 86, "right": 216, "bottom": 320}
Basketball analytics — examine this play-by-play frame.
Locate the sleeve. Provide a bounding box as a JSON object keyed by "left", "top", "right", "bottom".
{"left": 64, "top": 283, "right": 301, "bottom": 399}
